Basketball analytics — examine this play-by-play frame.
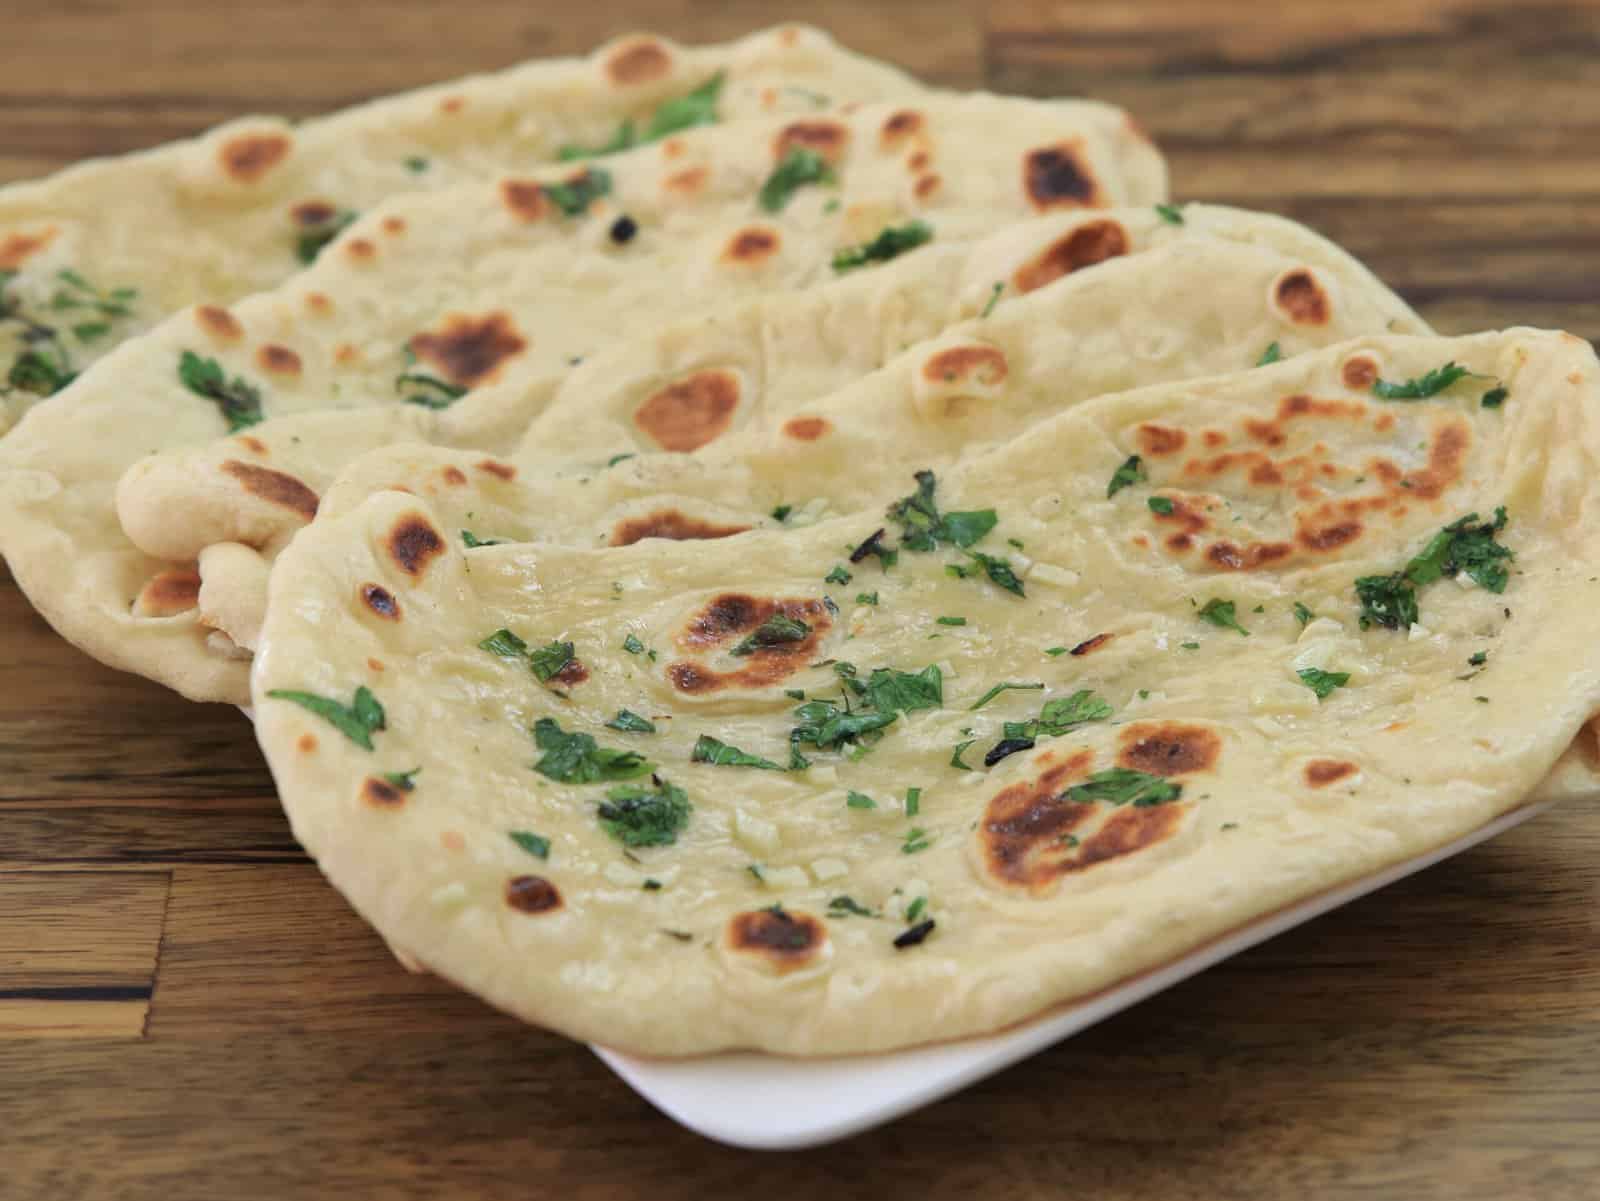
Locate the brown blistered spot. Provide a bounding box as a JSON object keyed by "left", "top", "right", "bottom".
{"left": 552, "top": 657, "right": 589, "bottom": 686}
{"left": 1206, "top": 540, "right": 1292, "bottom": 570}
{"left": 722, "top": 227, "right": 780, "bottom": 264}
{"left": 409, "top": 312, "right": 528, "bottom": 388}
{"left": 726, "top": 909, "right": 826, "bottom": 972}
{"left": 979, "top": 752, "right": 1096, "bottom": 891}
{"left": 1168, "top": 533, "right": 1194, "bottom": 552}
{"left": 784, "top": 416, "right": 830, "bottom": 441}
{"left": 1305, "top": 759, "right": 1358, "bottom": 789}
{"left": 500, "top": 180, "right": 549, "bottom": 223}
{"left": 669, "top": 595, "right": 835, "bottom": 694}
{"left": 1343, "top": 355, "right": 1378, "bottom": 390}
{"left": 1400, "top": 419, "right": 1470, "bottom": 501}
{"left": 1249, "top": 460, "right": 1285, "bottom": 487}
{"left": 775, "top": 120, "right": 850, "bottom": 165}
{"left": 344, "top": 238, "right": 377, "bottom": 261}
{"left": 1117, "top": 722, "right": 1222, "bottom": 777}
{"left": 923, "top": 345, "right": 1008, "bottom": 388}
{"left": 238, "top": 436, "right": 268, "bottom": 455}
{"left": 439, "top": 96, "right": 465, "bottom": 115}
{"left": 361, "top": 583, "right": 401, "bottom": 620}
{"left": 386, "top": 514, "right": 446, "bottom": 578}
{"left": 1149, "top": 496, "right": 1210, "bottom": 536}
{"left": 298, "top": 733, "right": 318, "bottom": 753}
{"left": 290, "top": 200, "right": 338, "bottom": 227}
{"left": 256, "top": 344, "right": 301, "bottom": 376}
{"left": 1296, "top": 517, "right": 1363, "bottom": 553}
{"left": 506, "top": 875, "right": 562, "bottom": 914}
{"left": 361, "top": 776, "right": 406, "bottom": 808}
{"left": 367, "top": 658, "right": 385, "bottom": 673}
{"left": 1374, "top": 412, "right": 1396, "bottom": 432}
{"left": 477, "top": 458, "right": 516, "bottom": 481}
{"left": 442, "top": 466, "right": 468, "bottom": 486}
{"left": 1070, "top": 632, "right": 1113, "bottom": 657}
{"left": 381, "top": 216, "right": 406, "bottom": 236}
{"left": 881, "top": 110, "right": 924, "bottom": 148}
{"left": 1202, "top": 430, "right": 1227, "bottom": 448}
{"left": 134, "top": 568, "right": 202, "bottom": 617}
{"left": 1137, "top": 423, "right": 1186, "bottom": 457}
{"left": 661, "top": 137, "right": 686, "bottom": 159}
{"left": 611, "top": 509, "right": 751, "bottom": 547}
{"left": 1070, "top": 805, "right": 1186, "bottom": 874}
{"left": 220, "top": 460, "right": 318, "bottom": 523}
{"left": 914, "top": 174, "right": 942, "bottom": 200}
{"left": 304, "top": 292, "right": 332, "bottom": 315}
{"left": 196, "top": 305, "right": 243, "bottom": 341}
{"left": 0, "top": 228, "right": 57, "bottom": 269}
{"left": 334, "top": 343, "right": 361, "bottom": 366}
{"left": 1273, "top": 269, "right": 1330, "bottom": 325}
{"left": 1024, "top": 143, "right": 1100, "bottom": 211}
{"left": 604, "top": 37, "right": 673, "bottom": 85}
{"left": 1012, "top": 219, "right": 1129, "bottom": 294}
{"left": 634, "top": 368, "right": 741, "bottom": 452}
{"left": 220, "top": 132, "right": 291, "bottom": 183}
{"left": 665, "top": 166, "right": 710, "bottom": 196}
{"left": 909, "top": 150, "right": 931, "bottom": 171}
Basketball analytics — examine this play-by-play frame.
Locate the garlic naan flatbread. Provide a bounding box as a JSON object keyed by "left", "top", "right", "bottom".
{"left": 2, "top": 95, "right": 1162, "bottom": 705}
{"left": 253, "top": 327, "right": 1600, "bottom": 1055}
{"left": 0, "top": 25, "right": 922, "bottom": 434}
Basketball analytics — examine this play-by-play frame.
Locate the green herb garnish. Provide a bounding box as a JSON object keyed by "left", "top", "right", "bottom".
{"left": 691, "top": 734, "right": 783, "bottom": 771}
{"left": 179, "top": 350, "right": 263, "bottom": 431}
{"left": 965, "top": 549, "right": 1025, "bottom": 597}
{"left": 478, "top": 629, "right": 576, "bottom": 682}
{"left": 824, "top": 565, "right": 853, "bottom": 585}
{"left": 1481, "top": 386, "right": 1508, "bottom": 409}
{"left": 1062, "top": 768, "right": 1183, "bottom": 807}
{"left": 622, "top": 634, "right": 646, "bottom": 655}
{"left": 950, "top": 739, "right": 977, "bottom": 770}
{"left": 1468, "top": 650, "right": 1488, "bottom": 667}
{"left": 905, "top": 787, "right": 921, "bottom": 816}
{"left": 887, "top": 470, "right": 997, "bottom": 551}
{"left": 542, "top": 167, "right": 612, "bottom": 218}
{"left": 729, "top": 613, "right": 811, "bottom": 656}
{"left": 1256, "top": 341, "right": 1282, "bottom": 367}
{"left": 509, "top": 830, "right": 550, "bottom": 860}
{"left": 1371, "top": 361, "right": 1474, "bottom": 401}
{"left": 980, "top": 281, "right": 1004, "bottom": 318}
{"left": 758, "top": 146, "right": 835, "bottom": 212}
{"left": 381, "top": 768, "right": 420, "bottom": 791}
{"left": 1147, "top": 496, "right": 1174, "bottom": 515}
{"left": 1293, "top": 602, "right": 1315, "bottom": 627}
{"left": 846, "top": 790, "right": 877, "bottom": 809}
{"left": 1006, "top": 690, "right": 1113, "bottom": 739}
{"left": 460, "top": 530, "right": 504, "bottom": 548}
{"left": 828, "top": 895, "right": 878, "bottom": 919}
{"left": 861, "top": 665, "right": 944, "bottom": 716}
{"left": 905, "top": 896, "right": 928, "bottom": 922}
{"left": 856, "top": 591, "right": 879, "bottom": 606}
{"left": 936, "top": 616, "right": 967, "bottom": 626}
{"left": 1198, "top": 598, "right": 1250, "bottom": 636}
{"left": 901, "top": 827, "right": 932, "bottom": 854}
{"left": 1107, "top": 454, "right": 1145, "bottom": 498}
{"left": 395, "top": 350, "right": 468, "bottom": 409}
{"left": 1357, "top": 508, "right": 1512, "bottom": 629}
{"left": 832, "top": 220, "right": 933, "bottom": 272}
{"left": 265, "top": 686, "right": 385, "bottom": 750}
{"left": 970, "top": 681, "right": 1044, "bottom": 711}
{"left": 531, "top": 717, "right": 652, "bottom": 784}
{"left": 606, "top": 709, "right": 656, "bottom": 733}
{"left": 771, "top": 504, "right": 792, "bottom": 522}
{"left": 1154, "top": 203, "right": 1184, "bottom": 225}
{"left": 597, "top": 777, "right": 691, "bottom": 847}
{"left": 403, "top": 156, "right": 430, "bottom": 173}
{"left": 1297, "top": 667, "right": 1351, "bottom": 700}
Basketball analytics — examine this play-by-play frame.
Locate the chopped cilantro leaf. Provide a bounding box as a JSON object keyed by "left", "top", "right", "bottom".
{"left": 966, "top": 549, "right": 1025, "bottom": 597}
{"left": 606, "top": 709, "right": 656, "bottom": 733}
{"left": 265, "top": 686, "right": 385, "bottom": 750}
{"left": 905, "top": 896, "right": 927, "bottom": 922}
{"left": 905, "top": 786, "right": 921, "bottom": 816}
{"left": 597, "top": 776, "right": 691, "bottom": 847}
{"left": 863, "top": 665, "right": 943, "bottom": 716}
{"left": 509, "top": 830, "right": 550, "bottom": 860}
{"left": 394, "top": 353, "right": 467, "bottom": 410}
{"left": 643, "top": 72, "right": 724, "bottom": 140}
{"left": 1371, "top": 361, "right": 1474, "bottom": 401}
{"left": 691, "top": 734, "right": 783, "bottom": 770}
{"left": 403, "top": 155, "right": 430, "bottom": 173}
{"left": 1468, "top": 650, "right": 1488, "bottom": 667}
{"left": 1045, "top": 646, "right": 1069, "bottom": 656}
{"left": 886, "top": 470, "right": 996, "bottom": 551}
{"left": 980, "top": 281, "right": 1004, "bottom": 318}
{"left": 1198, "top": 598, "right": 1250, "bottom": 636}
{"left": 179, "top": 350, "right": 263, "bottom": 431}
{"left": 542, "top": 167, "right": 612, "bottom": 217}
{"left": 771, "top": 504, "right": 792, "bottom": 522}
{"left": 901, "top": 827, "right": 932, "bottom": 854}
{"left": 1405, "top": 508, "right": 1513, "bottom": 593}
{"left": 622, "top": 634, "right": 646, "bottom": 655}
{"left": 950, "top": 739, "right": 977, "bottom": 770}
{"left": 1107, "top": 454, "right": 1145, "bottom": 498}
{"left": 936, "top": 616, "right": 967, "bottom": 626}
{"left": 758, "top": 146, "right": 835, "bottom": 212}
{"left": 531, "top": 717, "right": 652, "bottom": 784}
{"left": 1180, "top": 641, "right": 1200, "bottom": 650}
{"left": 295, "top": 209, "right": 357, "bottom": 263}
{"left": 460, "top": 530, "right": 503, "bottom": 548}
{"left": 1297, "top": 667, "right": 1351, "bottom": 700}
{"left": 846, "top": 790, "right": 877, "bottom": 809}
{"left": 729, "top": 613, "right": 810, "bottom": 656}
{"left": 1062, "top": 768, "right": 1183, "bottom": 807}
{"left": 855, "top": 591, "right": 879, "bottom": 606}
{"left": 828, "top": 895, "right": 878, "bottom": 919}
{"left": 1256, "top": 341, "right": 1282, "bottom": 367}
{"left": 824, "top": 564, "right": 853, "bottom": 585}
{"left": 1148, "top": 496, "right": 1174, "bottom": 515}
{"left": 1293, "top": 601, "right": 1315, "bottom": 627}
{"left": 832, "top": 220, "right": 932, "bottom": 272}
{"left": 1155, "top": 202, "right": 1184, "bottom": 225}
{"left": 1481, "top": 386, "right": 1508, "bottom": 409}
{"left": 970, "top": 681, "right": 1044, "bottom": 711}
{"left": 1356, "top": 573, "right": 1418, "bottom": 630}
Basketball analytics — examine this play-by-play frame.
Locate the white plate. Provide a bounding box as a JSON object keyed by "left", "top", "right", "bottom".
{"left": 591, "top": 798, "right": 1553, "bottom": 1150}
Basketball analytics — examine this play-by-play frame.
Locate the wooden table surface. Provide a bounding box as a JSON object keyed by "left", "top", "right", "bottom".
{"left": 4, "top": 2, "right": 1599, "bottom": 1196}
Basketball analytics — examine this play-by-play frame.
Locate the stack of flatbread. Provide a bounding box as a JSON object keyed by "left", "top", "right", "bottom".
{"left": 4, "top": 25, "right": 1597, "bottom": 1057}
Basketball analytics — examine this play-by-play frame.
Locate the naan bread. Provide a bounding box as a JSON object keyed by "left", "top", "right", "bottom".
{"left": 127, "top": 206, "right": 1423, "bottom": 680}
{"left": 0, "top": 25, "right": 923, "bottom": 434}
{"left": 1, "top": 96, "right": 1162, "bottom": 707}
{"left": 252, "top": 327, "right": 1600, "bottom": 1055}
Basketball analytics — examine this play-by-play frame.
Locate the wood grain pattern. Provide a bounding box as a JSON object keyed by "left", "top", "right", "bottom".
{"left": 3, "top": 1, "right": 1599, "bottom": 1196}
